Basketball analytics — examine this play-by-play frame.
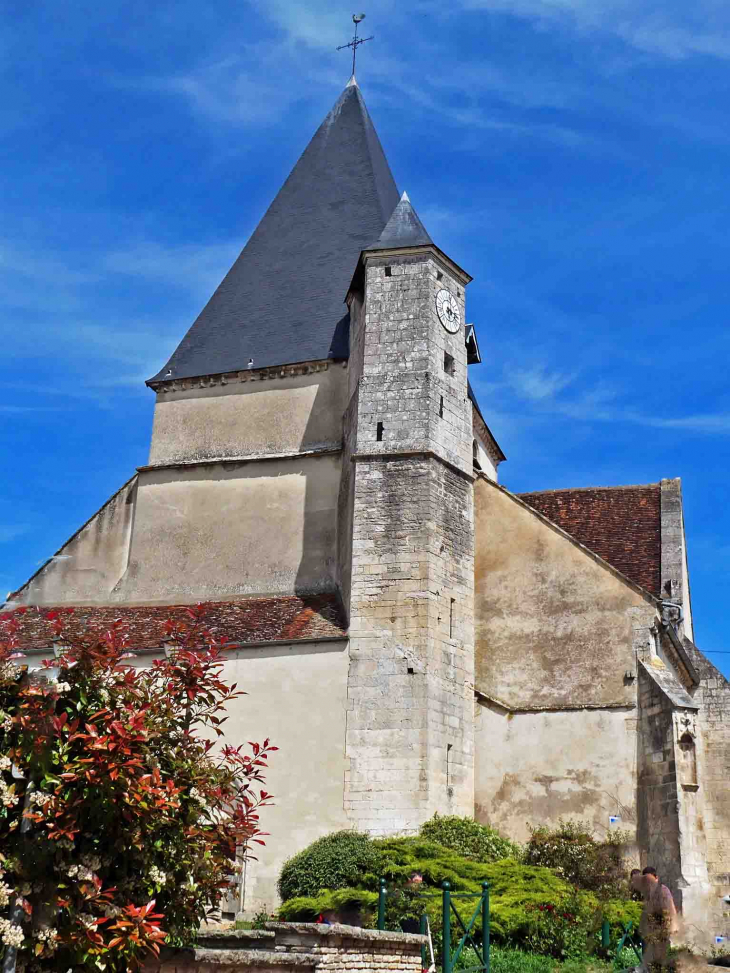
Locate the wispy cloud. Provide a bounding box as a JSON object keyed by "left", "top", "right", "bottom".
{"left": 0, "top": 236, "right": 242, "bottom": 383}
{"left": 0, "top": 524, "right": 31, "bottom": 544}
{"left": 105, "top": 239, "right": 243, "bottom": 297}
{"left": 479, "top": 360, "right": 730, "bottom": 435}
{"left": 457, "top": 0, "right": 730, "bottom": 60}
{"left": 509, "top": 365, "right": 578, "bottom": 402}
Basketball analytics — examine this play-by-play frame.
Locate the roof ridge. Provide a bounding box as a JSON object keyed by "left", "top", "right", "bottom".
{"left": 518, "top": 483, "right": 660, "bottom": 496}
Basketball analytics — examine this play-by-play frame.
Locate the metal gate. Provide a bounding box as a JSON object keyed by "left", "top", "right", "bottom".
{"left": 377, "top": 879, "right": 490, "bottom": 973}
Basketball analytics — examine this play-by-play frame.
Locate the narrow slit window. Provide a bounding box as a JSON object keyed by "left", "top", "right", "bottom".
{"left": 472, "top": 440, "right": 482, "bottom": 471}
{"left": 449, "top": 598, "right": 456, "bottom": 638}
{"left": 376, "top": 421, "right": 384, "bottom": 442}
{"left": 444, "top": 352, "right": 455, "bottom": 375}
{"left": 384, "top": 266, "right": 392, "bottom": 277}
{"left": 439, "top": 395, "right": 444, "bottom": 418}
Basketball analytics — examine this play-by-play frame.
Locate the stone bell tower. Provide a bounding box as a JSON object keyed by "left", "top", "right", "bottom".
{"left": 342, "top": 192, "right": 476, "bottom": 833}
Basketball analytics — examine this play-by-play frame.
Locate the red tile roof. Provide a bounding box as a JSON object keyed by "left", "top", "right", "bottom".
{"left": 0, "top": 594, "right": 347, "bottom": 653}
{"left": 518, "top": 484, "right": 661, "bottom": 596}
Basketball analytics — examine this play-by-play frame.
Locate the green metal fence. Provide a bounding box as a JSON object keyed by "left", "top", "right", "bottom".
{"left": 376, "top": 879, "right": 490, "bottom": 973}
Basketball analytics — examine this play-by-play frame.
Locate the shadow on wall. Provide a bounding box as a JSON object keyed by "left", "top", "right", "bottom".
{"left": 294, "top": 358, "right": 347, "bottom": 604}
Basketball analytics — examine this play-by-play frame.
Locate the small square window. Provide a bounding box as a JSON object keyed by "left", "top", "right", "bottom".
{"left": 444, "top": 352, "right": 455, "bottom": 375}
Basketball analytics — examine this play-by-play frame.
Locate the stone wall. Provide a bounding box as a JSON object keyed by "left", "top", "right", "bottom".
{"left": 684, "top": 646, "right": 730, "bottom": 938}
{"left": 343, "top": 249, "right": 475, "bottom": 832}
{"left": 637, "top": 663, "right": 686, "bottom": 896}
{"left": 660, "top": 478, "right": 694, "bottom": 641}
{"left": 635, "top": 660, "right": 720, "bottom": 944}
{"left": 144, "top": 923, "right": 426, "bottom": 973}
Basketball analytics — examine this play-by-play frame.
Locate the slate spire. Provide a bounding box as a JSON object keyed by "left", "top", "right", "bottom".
{"left": 149, "top": 83, "right": 400, "bottom": 383}
{"left": 367, "top": 191, "right": 433, "bottom": 251}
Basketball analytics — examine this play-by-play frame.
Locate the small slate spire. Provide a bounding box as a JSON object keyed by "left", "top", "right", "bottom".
{"left": 367, "top": 191, "right": 433, "bottom": 251}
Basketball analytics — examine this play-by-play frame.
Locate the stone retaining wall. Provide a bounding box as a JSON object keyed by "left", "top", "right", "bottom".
{"left": 144, "top": 922, "right": 427, "bottom": 973}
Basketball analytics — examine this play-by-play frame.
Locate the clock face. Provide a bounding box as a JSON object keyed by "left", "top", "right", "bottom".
{"left": 436, "top": 288, "right": 460, "bottom": 333}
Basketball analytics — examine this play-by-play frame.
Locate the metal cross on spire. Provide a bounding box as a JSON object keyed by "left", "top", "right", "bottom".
{"left": 337, "top": 14, "right": 374, "bottom": 78}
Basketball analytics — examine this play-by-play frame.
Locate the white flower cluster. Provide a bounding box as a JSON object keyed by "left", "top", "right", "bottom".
{"left": 0, "top": 917, "right": 24, "bottom": 948}
{"left": 34, "top": 927, "right": 58, "bottom": 954}
{"left": 101, "top": 902, "right": 121, "bottom": 918}
{"left": 76, "top": 913, "right": 98, "bottom": 931}
{"left": 53, "top": 682, "right": 71, "bottom": 694}
{"left": 0, "top": 663, "right": 21, "bottom": 683}
{"left": 189, "top": 787, "right": 202, "bottom": 800}
{"left": 67, "top": 865, "right": 95, "bottom": 881}
{"left": 148, "top": 865, "right": 167, "bottom": 886}
{"left": 57, "top": 838, "right": 74, "bottom": 852}
{"left": 0, "top": 713, "right": 13, "bottom": 732}
{"left": 0, "top": 755, "right": 11, "bottom": 772}
{"left": 81, "top": 854, "right": 102, "bottom": 871}
{"left": 0, "top": 880, "right": 13, "bottom": 908}
{"left": 0, "top": 780, "right": 18, "bottom": 808}
{"left": 29, "top": 791, "right": 52, "bottom": 808}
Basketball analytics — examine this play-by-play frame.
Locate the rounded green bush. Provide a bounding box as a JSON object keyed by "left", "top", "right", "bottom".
{"left": 278, "top": 830, "right": 383, "bottom": 901}
{"left": 419, "top": 814, "right": 521, "bottom": 863}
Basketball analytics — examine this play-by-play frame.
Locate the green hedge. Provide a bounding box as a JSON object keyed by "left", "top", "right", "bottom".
{"left": 420, "top": 814, "right": 522, "bottom": 863}
{"left": 278, "top": 830, "right": 382, "bottom": 901}
{"left": 278, "top": 888, "right": 378, "bottom": 923}
{"left": 277, "top": 829, "right": 640, "bottom": 955}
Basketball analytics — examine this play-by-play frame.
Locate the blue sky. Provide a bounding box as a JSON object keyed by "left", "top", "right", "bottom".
{"left": 2, "top": 0, "right": 729, "bottom": 675}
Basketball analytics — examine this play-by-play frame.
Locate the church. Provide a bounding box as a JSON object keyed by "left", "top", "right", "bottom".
{"left": 5, "top": 76, "right": 730, "bottom": 941}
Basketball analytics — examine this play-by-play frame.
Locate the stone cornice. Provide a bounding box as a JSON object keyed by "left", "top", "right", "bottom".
{"left": 474, "top": 687, "right": 635, "bottom": 714}
{"left": 351, "top": 448, "right": 475, "bottom": 482}
{"left": 148, "top": 359, "right": 336, "bottom": 394}
{"left": 138, "top": 443, "right": 342, "bottom": 473}
{"left": 361, "top": 244, "right": 472, "bottom": 285}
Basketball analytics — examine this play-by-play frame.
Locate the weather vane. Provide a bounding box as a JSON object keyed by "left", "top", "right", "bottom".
{"left": 337, "top": 14, "right": 373, "bottom": 78}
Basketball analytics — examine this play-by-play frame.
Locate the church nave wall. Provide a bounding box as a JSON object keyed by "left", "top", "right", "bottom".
{"left": 474, "top": 475, "right": 654, "bottom": 711}
{"left": 148, "top": 364, "right": 348, "bottom": 467}
{"left": 474, "top": 704, "right": 639, "bottom": 847}
{"left": 112, "top": 454, "right": 341, "bottom": 604}
{"left": 217, "top": 639, "right": 350, "bottom": 913}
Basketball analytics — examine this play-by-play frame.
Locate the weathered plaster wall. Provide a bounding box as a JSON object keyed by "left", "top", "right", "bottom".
{"left": 13, "top": 477, "right": 137, "bottom": 606}
{"left": 24, "top": 639, "right": 350, "bottom": 913}
{"left": 217, "top": 641, "right": 350, "bottom": 911}
{"left": 474, "top": 705, "right": 639, "bottom": 844}
{"left": 474, "top": 477, "right": 655, "bottom": 710}
{"left": 113, "top": 455, "right": 341, "bottom": 604}
{"left": 148, "top": 365, "right": 348, "bottom": 466}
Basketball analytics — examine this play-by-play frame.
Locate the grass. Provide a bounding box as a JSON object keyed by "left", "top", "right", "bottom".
{"left": 489, "top": 948, "right": 613, "bottom": 973}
